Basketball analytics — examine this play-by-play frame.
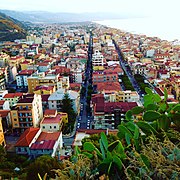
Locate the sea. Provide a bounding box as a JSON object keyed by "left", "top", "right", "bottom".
{"left": 94, "top": 17, "right": 180, "bottom": 42}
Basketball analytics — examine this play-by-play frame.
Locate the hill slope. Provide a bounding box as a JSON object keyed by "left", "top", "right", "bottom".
{"left": 0, "top": 12, "right": 26, "bottom": 41}
{"left": 0, "top": 10, "right": 134, "bottom": 23}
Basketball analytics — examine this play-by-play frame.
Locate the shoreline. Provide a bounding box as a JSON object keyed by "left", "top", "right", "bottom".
{"left": 93, "top": 17, "right": 180, "bottom": 43}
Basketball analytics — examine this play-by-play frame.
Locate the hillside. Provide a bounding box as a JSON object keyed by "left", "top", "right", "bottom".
{"left": 0, "top": 12, "right": 26, "bottom": 41}
{"left": 0, "top": 10, "right": 136, "bottom": 23}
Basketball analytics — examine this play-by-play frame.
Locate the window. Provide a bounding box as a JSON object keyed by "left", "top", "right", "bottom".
{"left": 54, "top": 126, "right": 56, "bottom": 129}
{"left": 42, "top": 126, "right": 45, "bottom": 129}
{"left": 14, "top": 118, "right": 17, "bottom": 121}
{"left": 50, "top": 126, "right": 52, "bottom": 129}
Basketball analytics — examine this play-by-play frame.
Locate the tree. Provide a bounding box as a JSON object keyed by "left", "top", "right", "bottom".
{"left": 0, "top": 145, "right": 6, "bottom": 162}
{"left": 61, "top": 93, "right": 77, "bottom": 133}
{"left": 26, "top": 155, "right": 60, "bottom": 180}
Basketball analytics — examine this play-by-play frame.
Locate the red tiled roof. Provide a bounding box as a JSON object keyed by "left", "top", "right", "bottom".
{"left": 34, "top": 85, "right": 54, "bottom": 91}
{"left": 44, "top": 109, "right": 57, "bottom": 116}
{"left": 41, "top": 114, "right": 62, "bottom": 124}
{"left": 70, "top": 83, "right": 81, "bottom": 88}
{"left": 154, "top": 88, "right": 164, "bottom": 96}
{"left": 15, "top": 128, "right": 40, "bottom": 147}
{"left": 91, "top": 94, "right": 104, "bottom": 104}
{"left": 52, "top": 65, "right": 70, "bottom": 74}
{"left": 95, "top": 101, "right": 137, "bottom": 113}
{"left": 3, "top": 93, "right": 23, "bottom": 99}
{"left": 96, "top": 82, "right": 121, "bottom": 91}
{"left": 18, "top": 70, "right": 34, "bottom": 75}
{"left": 37, "top": 62, "right": 49, "bottom": 66}
{"left": 18, "top": 97, "right": 33, "bottom": 103}
{"left": 21, "top": 60, "right": 29, "bottom": 64}
{"left": 37, "top": 131, "right": 60, "bottom": 141}
{"left": 10, "top": 56, "right": 24, "bottom": 60}
{"left": 0, "top": 100, "right": 5, "bottom": 105}
{"left": 30, "top": 140, "right": 56, "bottom": 150}
{"left": 0, "top": 110, "right": 10, "bottom": 117}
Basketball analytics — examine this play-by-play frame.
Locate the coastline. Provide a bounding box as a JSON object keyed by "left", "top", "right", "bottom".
{"left": 93, "top": 17, "right": 180, "bottom": 42}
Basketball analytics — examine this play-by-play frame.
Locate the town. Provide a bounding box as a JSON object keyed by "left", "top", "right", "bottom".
{"left": 0, "top": 21, "right": 180, "bottom": 178}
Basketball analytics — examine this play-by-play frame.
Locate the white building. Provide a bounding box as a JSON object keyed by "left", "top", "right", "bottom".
{"left": 0, "top": 100, "right": 10, "bottom": 110}
{"left": 48, "top": 89, "right": 79, "bottom": 112}
{"left": 92, "top": 50, "right": 105, "bottom": 67}
{"left": 16, "top": 70, "right": 34, "bottom": 88}
{"left": 0, "top": 90, "right": 8, "bottom": 100}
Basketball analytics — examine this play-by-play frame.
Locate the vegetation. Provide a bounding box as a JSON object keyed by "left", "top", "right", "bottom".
{"left": 1, "top": 88, "right": 179, "bottom": 179}
{"left": 121, "top": 74, "right": 135, "bottom": 91}
{"left": 0, "top": 148, "right": 30, "bottom": 179}
{"left": 26, "top": 155, "right": 60, "bottom": 180}
{"left": 0, "top": 12, "right": 26, "bottom": 41}
{"left": 86, "top": 85, "right": 93, "bottom": 114}
{"left": 134, "top": 74, "right": 150, "bottom": 94}
{"left": 46, "top": 87, "right": 179, "bottom": 180}
{"left": 61, "top": 93, "right": 77, "bottom": 134}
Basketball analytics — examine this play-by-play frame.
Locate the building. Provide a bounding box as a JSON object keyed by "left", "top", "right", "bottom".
{"left": 0, "top": 110, "right": 11, "bottom": 133}
{"left": 48, "top": 89, "right": 79, "bottom": 112}
{"left": 15, "top": 127, "right": 41, "bottom": 155}
{"left": 3, "top": 93, "right": 23, "bottom": 108}
{"left": 10, "top": 94, "right": 43, "bottom": 133}
{"left": 16, "top": 70, "right": 35, "bottom": 89}
{"left": 27, "top": 71, "right": 59, "bottom": 93}
{"left": 95, "top": 82, "right": 121, "bottom": 94}
{"left": 93, "top": 72, "right": 119, "bottom": 83}
{"left": 0, "top": 116, "right": 6, "bottom": 147}
{"left": 37, "top": 62, "right": 51, "bottom": 72}
{"left": 115, "top": 90, "right": 140, "bottom": 102}
{"left": 92, "top": 50, "right": 106, "bottom": 70}
{"left": 30, "top": 131, "right": 63, "bottom": 158}
{"left": 91, "top": 95, "right": 137, "bottom": 129}
{"left": 0, "top": 100, "right": 10, "bottom": 110}
{"left": 15, "top": 127, "right": 63, "bottom": 158}
{"left": 34, "top": 85, "right": 56, "bottom": 95}
{"left": 40, "top": 109, "right": 63, "bottom": 132}
{"left": 0, "top": 71, "right": 6, "bottom": 90}
{"left": 0, "top": 90, "right": 8, "bottom": 100}
{"left": 70, "top": 70, "right": 83, "bottom": 83}
{"left": 73, "top": 129, "right": 118, "bottom": 147}
{"left": 8, "top": 56, "right": 25, "bottom": 67}
{"left": 8, "top": 66, "right": 18, "bottom": 82}
{"left": 0, "top": 52, "right": 10, "bottom": 67}
{"left": 20, "top": 59, "right": 33, "bottom": 70}
{"left": 41, "top": 94, "right": 50, "bottom": 112}
{"left": 57, "top": 76, "right": 70, "bottom": 90}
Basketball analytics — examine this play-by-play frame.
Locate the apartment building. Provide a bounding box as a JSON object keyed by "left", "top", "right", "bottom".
{"left": 48, "top": 89, "right": 79, "bottom": 112}
{"left": 10, "top": 94, "right": 43, "bottom": 133}
{"left": 92, "top": 50, "right": 106, "bottom": 70}
{"left": 91, "top": 95, "right": 137, "bottom": 129}
{"left": 3, "top": 93, "right": 23, "bottom": 108}
{"left": 40, "top": 109, "right": 63, "bottom": 132}
{"left": 16, "top": 70, "right": 35, "bottom": 89}
{"left": 27, "top": 71, "right": 59, "bottom": 93}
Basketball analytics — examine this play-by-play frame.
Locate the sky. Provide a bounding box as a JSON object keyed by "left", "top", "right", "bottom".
{"left": 0, "top": 0, "right": 180, "bottom": 17}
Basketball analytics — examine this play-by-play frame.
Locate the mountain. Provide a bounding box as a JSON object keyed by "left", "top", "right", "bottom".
{"left": 0, "top": 10, "right": 135, "bottom": 23}
{"left": 0, "top": 12, "right": 27, "bottom": 41}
